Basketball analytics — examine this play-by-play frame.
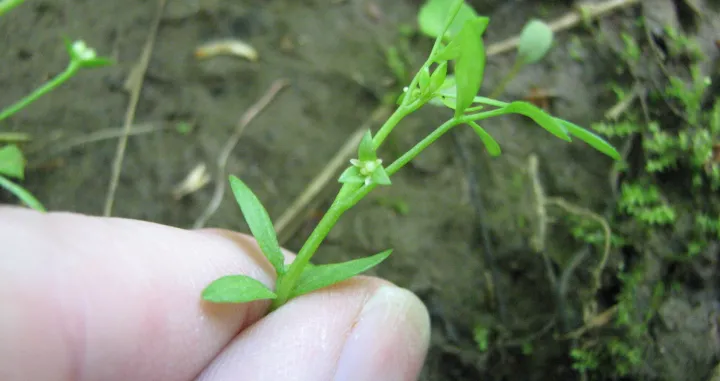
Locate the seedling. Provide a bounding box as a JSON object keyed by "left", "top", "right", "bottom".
{"left": 489, "top": 19, "right": 555, "bottom": 98}
{"left": 202, "top": 0, "right": 621, "bottom": 311}
{"left": 0, "top": 1, "right": 112, "bottom": 211}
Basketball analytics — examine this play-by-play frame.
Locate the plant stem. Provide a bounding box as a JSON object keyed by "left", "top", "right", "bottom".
{"left": 271, "top": 184, "right": 354, "bottom": 309}
{"left": 0, "top": 174, "right": 45, "bottom": 211}
{"left": 270, "top": 0, "right": 472, "bottom": 310}
{"left": 0, "top": 61, "right": 80, "bottom": 122}
{"left": 0, "top": 0, "right": 23, "bottom": 17}
{"left": 373, "top": 0, "right": 466, "bottom": 149}
{"left": 342, "top": 109, "right": 506, "bottom": 209}
{"left": 473, "top": 97, "right": 510, "bottom": 108}
{"left": 270, "top": 107, "right": 511, "bottom": 309}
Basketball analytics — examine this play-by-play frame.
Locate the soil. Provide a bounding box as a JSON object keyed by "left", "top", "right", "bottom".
{"left": 2, "top": 0, "right": 720, "bottom": 380}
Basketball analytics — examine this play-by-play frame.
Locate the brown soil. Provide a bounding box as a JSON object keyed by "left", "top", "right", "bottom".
{"left": 2, "top": 0, "right": 719, "bottom": 380}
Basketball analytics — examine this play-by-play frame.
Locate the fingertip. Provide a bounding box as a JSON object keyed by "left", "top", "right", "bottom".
{"left": 333, "top": 285, "right": 431, "bottom": 381}
{"left": 196, "top": 279, "right": 431, "bottom": 381}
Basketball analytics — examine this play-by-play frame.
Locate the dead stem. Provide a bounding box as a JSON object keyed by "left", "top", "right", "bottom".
{"left": 27, "top": 123, "right": 166, "bottom": 162}
{"left": 527, "top": 155, "right": 613, "bottom": 332}
{"left": 545, "top": 197, "right": 612, "bottom": 296}
{"left": 103, "top": 0, "right": 166, "bottom": 216}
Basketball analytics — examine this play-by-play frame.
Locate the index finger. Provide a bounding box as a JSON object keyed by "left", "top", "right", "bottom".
{"left": 0, "top": 207, "right": 281, "bottom": 381}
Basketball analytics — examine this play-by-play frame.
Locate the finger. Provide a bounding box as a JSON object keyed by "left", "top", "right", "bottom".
{"left": 0, "top": 207, "right": 285, "bottom": 381}
{"left": 196, "top": 278, "right": 431, "bottom": 381}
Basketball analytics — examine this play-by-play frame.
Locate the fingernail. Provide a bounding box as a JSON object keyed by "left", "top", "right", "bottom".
{"left": 334, "top": 285, "right": 431, "bottom": 381}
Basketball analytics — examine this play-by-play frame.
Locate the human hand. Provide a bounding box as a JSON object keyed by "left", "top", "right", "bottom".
{"left": 0, "top": 207, "right": 430, "bottom": 381}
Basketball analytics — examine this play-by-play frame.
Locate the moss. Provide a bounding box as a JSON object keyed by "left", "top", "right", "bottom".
{"left": 566, "top": 24, "right": 719, "bottom": 378}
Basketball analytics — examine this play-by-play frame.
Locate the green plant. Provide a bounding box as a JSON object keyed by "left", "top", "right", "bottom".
{"left": 473, "top": 325, "right": 490, "bottom": 352}
{"left": 201, "top": 0, "right": 621, "bottom": 311}
{"left": 0, "top": 3, "right": 112, "bottom": 211}
{"left": 570, "top": 347, "right": 600, "bottom": 373}
{"left": 0, "top": 0, "right": 23, "bottom": 16}
{"left": 569, "top": 22, "right": 719, "bottom": 377}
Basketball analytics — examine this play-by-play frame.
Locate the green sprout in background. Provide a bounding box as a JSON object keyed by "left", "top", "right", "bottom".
{"left": 202, "top": 0, "right": 621, "bottom": 311}
{"left": 0, "top": 0, "right": 24, "bottom": 17}
{"left": 0, "top": 0, "right": 112, "bottom": 211}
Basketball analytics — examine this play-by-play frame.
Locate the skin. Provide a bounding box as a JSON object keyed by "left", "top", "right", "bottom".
{"left": 0, "top": 207, "right": 431, "bottom": 381}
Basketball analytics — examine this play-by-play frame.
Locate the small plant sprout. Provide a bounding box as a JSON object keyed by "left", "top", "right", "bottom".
{"left": 201, "top": 0, "right": 621, "bottom": 311}
{"left": 517, "top": 20, "right": 555, "bottom": 65}
{"left": 489, "top": 18, "right": 555, "bottom": 98}
{"left": 0, "top": 0, "right": 113, "bottom": 212}
{"left": 0, "top": 39, "right": 112, "bottom": 122}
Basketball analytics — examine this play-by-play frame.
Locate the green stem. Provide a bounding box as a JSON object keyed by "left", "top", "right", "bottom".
{"left": 473, "top": 97, "right": 510, "bottom": 108}
{"left": 0, "top": 174, "right": 45, "bottom": 211}
{"left": 270, "top": 0, "right": 472, "bottom": 310}
{"left": 0, "top": 0, "right": 23, "bottom": 17}
{"left": 373, "top": 0, "right": 466, "bottom": 149}
{"left": 0, "top": 61, "right": 81, "bottom": 122}
{"left": 460, "top": 108, "right": 510, "bottom": 122}
{"left": 342, "top": 109, "right": 507, "bottom": 209}
{"left": 269, "top": 109, "right": 510, "bottom": 310}
{"left": 271, "top": 184, "right": 356, "bottom": 309}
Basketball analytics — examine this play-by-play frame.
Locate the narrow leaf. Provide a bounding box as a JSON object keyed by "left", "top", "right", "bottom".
{"left": 80, "top": 57, "right": 114, "bottom": 69}
{"left": 442, "top": 96, "right": 458, "bottom": 109}
{"left": 434, "top": 40, "right": 461, "bottom": 62}
{"left": 229, "top": 176, "right": 286, "bottom": 275}
{"left": 467, "top": 122, "right": 501, "bottom": 156}
{"left": 434, "top": 81, "right": 509, "bottom": 108}
{"left": 418, "top": 67, "right": 431, "bottom": 91}
{"left": 370, "top": 166, "right": 392, "bottom": 185}
{"left": 0, "top": 144, "right": 26, "bottom": 179}
{"left": 291, "top": 249, "right": 392, "bottom": 298}
{"left": 453, "top": 18, "right": 488, "bottom": 117}
{"left": 503, "top": 102, "right": 571, "bottom": 141}
{"left": 0, "top": 174, "right": 45, "bottom": 212}
{"left": 358, "top": 130, "right": 376, "bottom": 161}
{"left": 338, "top": 166, "right": 365, "bottom": 184}
{"left": 428, "top": 62, "right": 448, "bottom": 94}
{"left": 517, "top": 20, "right": 554, "bottom": 65}
{"left": 557, "top": 119, "right": 622, "bottom": 160}
{"left": 396, "top": 90, "right": 407, "bottom": 105}
{"left": 202, "top": 274, "right": 277, "bottom": 303}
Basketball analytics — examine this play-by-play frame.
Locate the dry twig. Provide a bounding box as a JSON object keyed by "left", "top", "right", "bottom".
{"left": 27, "top": 123, "right": 167, "bottom": 161}
{"left": 103, "top": 0, "right": 166, "bottom": 216}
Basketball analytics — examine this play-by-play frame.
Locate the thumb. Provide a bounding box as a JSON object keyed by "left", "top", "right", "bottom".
{"left": 196, "top": 274, "right": 431, "bottom": 381}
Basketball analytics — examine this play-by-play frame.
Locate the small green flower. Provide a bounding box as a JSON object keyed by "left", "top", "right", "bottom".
{"left": 338, "top": 130, "right": 392, "bottom": 186}
{"left": 64, "top": 39, "right": 113, "bottom": 68}
{"left": 71, "top": 40, "right": 97, "bottom": 61}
